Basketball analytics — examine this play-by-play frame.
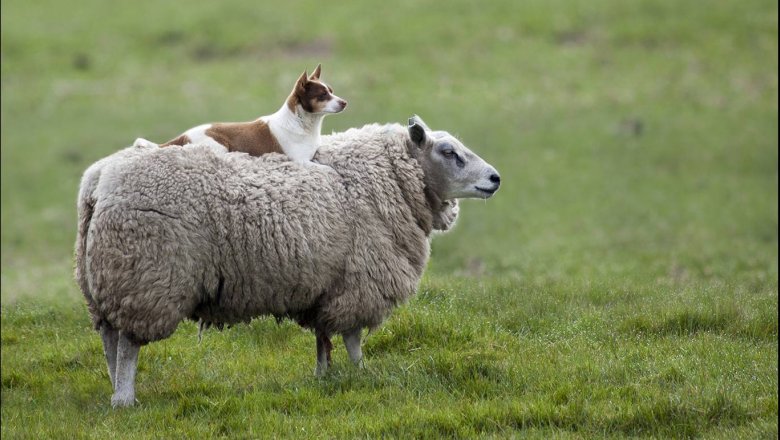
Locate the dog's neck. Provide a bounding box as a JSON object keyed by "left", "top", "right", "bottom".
{"left": 265, "top": 103, "right": 324, "bottom": 142}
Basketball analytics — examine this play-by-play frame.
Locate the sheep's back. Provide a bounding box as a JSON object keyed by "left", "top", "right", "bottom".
{"left": 86, "top": 146, "right": 350, "bottom": 343}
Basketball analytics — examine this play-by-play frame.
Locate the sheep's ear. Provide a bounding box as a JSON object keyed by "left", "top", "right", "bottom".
{"left": 409, "top": 114, "right": 431, "bottom": 131}
{"left": 408, "top": 115, "right": 428, "bottom": 146}
{"left": 309, "top": 64, "right": 322, "bottom": 80}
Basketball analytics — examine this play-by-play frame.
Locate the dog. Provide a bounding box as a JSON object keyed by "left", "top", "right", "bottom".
{"left": 154, "top": 64, "right": 347, "bottom": 165}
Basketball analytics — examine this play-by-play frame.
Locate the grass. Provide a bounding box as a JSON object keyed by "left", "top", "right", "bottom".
{"left": 1, "top": 0, "right": 777, "bottom": 438}
{"left": 1, "top": 279, "right": 776, "bottom": 438}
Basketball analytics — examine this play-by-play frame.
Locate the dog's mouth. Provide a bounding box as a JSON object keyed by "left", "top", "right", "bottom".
{"left": 325, "top": 106, "right": 345, "bottom": 114}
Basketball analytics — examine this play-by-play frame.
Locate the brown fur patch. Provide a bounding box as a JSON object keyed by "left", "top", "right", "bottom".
{"left": 286, "top": 92, "right": 299, "bottom": 113}
{"left": 160, "top": 134, "right": 191, "bottom": 147}
{"left": 205, "top": 120, "right": 283, "bottom": 155}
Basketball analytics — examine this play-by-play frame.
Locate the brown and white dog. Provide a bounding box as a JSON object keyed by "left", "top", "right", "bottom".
{"left": 150, "top": 64, "right": 347, "bottom": 165}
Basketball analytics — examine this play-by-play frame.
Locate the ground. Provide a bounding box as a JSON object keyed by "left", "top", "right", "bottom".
{"left": 1, "top": 0, "right": 777, "bottom": 437}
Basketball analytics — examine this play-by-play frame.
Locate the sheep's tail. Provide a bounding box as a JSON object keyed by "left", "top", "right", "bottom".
{"left": 74, "top": 164, "right": 103, "bottom": 330}
{"left": 75, "top": 142, "right": 159, "bottom": 331}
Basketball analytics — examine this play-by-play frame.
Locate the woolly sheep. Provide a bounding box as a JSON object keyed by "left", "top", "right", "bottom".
{"left": 75, "top": 116, "right": 501, "bottom": 407}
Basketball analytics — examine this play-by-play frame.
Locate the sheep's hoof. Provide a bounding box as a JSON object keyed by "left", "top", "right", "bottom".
{"left": 111, "top": 393, "right": 136, "bottom": 408}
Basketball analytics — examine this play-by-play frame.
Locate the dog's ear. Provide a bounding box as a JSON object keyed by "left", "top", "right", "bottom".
{"left": 408, "top": 115, "right": 428, "bottom": 146}
{"left": 309, "top": 64, "right": 322, "bottom": 80}
{"left": 296, "top": 70, "right": 309, "bottom": 92}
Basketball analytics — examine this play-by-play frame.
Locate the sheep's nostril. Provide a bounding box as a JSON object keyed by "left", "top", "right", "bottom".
{"left": 489, "top": 174, "right": 501, "bottom": 184}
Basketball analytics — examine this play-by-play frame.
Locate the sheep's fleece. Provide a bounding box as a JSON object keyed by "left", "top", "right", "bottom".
{"left": 77, "top": 123, "right": 456, "bottom": 346}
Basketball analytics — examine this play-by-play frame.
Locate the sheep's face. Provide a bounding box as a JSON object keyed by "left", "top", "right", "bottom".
{"left": 408, "top": 115, "right": 500, "bottom": 200}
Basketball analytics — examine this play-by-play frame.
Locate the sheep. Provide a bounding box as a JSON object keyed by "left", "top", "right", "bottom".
{"left": 74, "top": 115, "right": 501, "bottom": 407}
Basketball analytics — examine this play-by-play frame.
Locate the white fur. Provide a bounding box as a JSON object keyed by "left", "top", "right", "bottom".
{"left": 323, "top": 94, "right": 348, "bottom": 113}
{"left": 183, "top": 124, "right": 229, "bottom": 152}
{"left": 262, "top": 104, "right": 324, "bottom": 164}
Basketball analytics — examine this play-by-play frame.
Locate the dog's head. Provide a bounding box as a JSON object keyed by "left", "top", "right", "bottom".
{"left": 407, "top": 115, "right": 500, "bottom": 200}
{"left": 287, "top": 64, "right": 348, "bottom": 115}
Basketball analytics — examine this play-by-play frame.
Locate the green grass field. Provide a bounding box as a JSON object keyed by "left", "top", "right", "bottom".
{"left": 2, "top": 0, "right": 777, "bottom": 438}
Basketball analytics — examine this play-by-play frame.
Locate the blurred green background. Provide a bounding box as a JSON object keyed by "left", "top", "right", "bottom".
{"left": 2, "top": 0, "right": 777, "bottom": 294}
{"left": 1, "top": 0, "right": 777, "bottom": 437}
{"left": 2, "top": 0, "right": 777, "bottom": 297}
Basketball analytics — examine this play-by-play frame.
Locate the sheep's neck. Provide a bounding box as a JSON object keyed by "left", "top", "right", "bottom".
{"left": 421, "top": 185, "right": 446, "bottom": 232}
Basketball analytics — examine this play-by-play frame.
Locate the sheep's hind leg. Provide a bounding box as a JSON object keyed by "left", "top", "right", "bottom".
{"left": 315, "top": 330, "right": 333, "bottom": 377}
{"left": 342, "top": 327, "right": 363, "bottom": 367}
{"left": 111, "top": 331, "right": 140, "bottom": 408}
{"left": 99, "top": 324, "right": 119, "bottom": 390}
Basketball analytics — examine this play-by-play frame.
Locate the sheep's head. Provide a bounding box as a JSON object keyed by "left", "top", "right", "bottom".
{"left": 408, "top": 115, "right": 500, "bottom": 201}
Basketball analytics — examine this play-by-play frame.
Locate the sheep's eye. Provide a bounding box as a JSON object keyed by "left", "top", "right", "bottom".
{"left": 443, "top": 149, "right": 465, "bottom": 168}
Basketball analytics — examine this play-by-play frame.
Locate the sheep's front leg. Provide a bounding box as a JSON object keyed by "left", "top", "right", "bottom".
{"left": 315, "top": 330, "right": 333, "bottom": 377}
{"left": 99, "top": 324, "right": 119, "bottom": 390}
{"left": 111, "top": 331, "right": 140, "bottom": 408}
{"left": 342, "top": 327, "right": 363, "bottom": 367}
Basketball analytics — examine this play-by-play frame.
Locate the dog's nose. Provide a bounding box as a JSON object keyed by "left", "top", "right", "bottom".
{"left": 489, "top": 173, "right": 501, "bottom": 184}
{"left": 339, "top": 100, "right": 347, "bottom": 109}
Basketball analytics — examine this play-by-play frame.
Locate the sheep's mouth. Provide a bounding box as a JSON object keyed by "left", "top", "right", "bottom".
{"left": 475, "top": 186, "right": 498, "bottom": 196}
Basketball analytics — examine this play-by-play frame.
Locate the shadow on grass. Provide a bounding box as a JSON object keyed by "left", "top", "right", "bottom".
{"left": 370, "top": 394, "right": 753, "bottom": 438}
{"left": 620, "top": 309, "right": 777, "bottom": 341}
{"left": 365, "top": 312, "right": 476, "bottom": 356}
